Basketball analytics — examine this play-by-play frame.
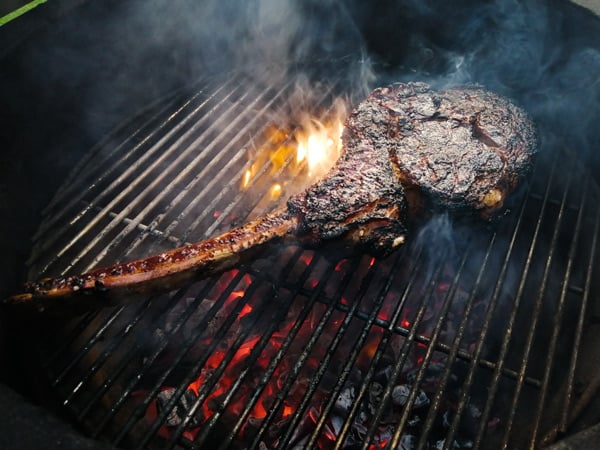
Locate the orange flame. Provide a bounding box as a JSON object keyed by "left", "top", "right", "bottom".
{"left": 240, "top": 101, "right": 348, "bottom": 198}
{"left": 269, "top": 183, "right": 283, "bottom": 201}
{"left": 295, "top": 119, "right": 344, "bottom": 179}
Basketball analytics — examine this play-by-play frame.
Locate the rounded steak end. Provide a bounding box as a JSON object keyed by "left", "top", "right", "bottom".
{"left": 343, "top": 82, "right": 538, "bottom": 217}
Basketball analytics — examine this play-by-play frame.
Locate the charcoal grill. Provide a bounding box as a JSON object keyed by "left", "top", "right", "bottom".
{"left": 13, "top": 65, "right": 600, "bottom": 450}
{"left": 2, "top": 0, "right": 600, "bottom": 449}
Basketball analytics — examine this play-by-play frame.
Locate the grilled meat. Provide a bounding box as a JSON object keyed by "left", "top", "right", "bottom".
{"left": 344, "top": 82, "right": 537, "bottom": 216}
{"left": 287, "top": 141, "right": 408, "bottom": 253}
{"left": 4, "top": 82, "right": 536, "bottom": 311}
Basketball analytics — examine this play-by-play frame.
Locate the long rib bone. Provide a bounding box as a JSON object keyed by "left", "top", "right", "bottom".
{"left": 7, "top": 210, "right": 298, "bottom": 310}
{"left": 5, "top": 138, "right": 408, "bottom": 311}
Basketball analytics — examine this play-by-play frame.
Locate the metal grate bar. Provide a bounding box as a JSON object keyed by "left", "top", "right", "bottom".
{"left": 34, "top": 76, "right": 243, "bottom": 276}
{"left": 273, "top": 257, "right": 383, "bottom": 450}
{"left": 473, "top": 147, "right": 561, "bottom": 448}
{"left": 36, "top": 86, "right": 189, "bottom": 234}
{"left": 302, "top": 253, "right": 408, "bottom": 450}
{"left": 322, "top": 287, "right": 542, "bottom": 388}
{"left": 109, "top": 271, "right": 251, "bottom": 446}
{"left": 527, "top": 192, "right": 584, "bottom": 212}
{"left": 561, "top": 191, "right": 600, "bottom": 431}
{"left": 528, "top": 170, "right": 590, "bottom": 446}
{"left": 29, "top": 82, "right": 223, "bottom": 267}
{"left": 246, "top": 255, "right": 360, "bottom": 449}
{"left": 417, "top": 231, "right": 499, "bottom": 449}
{"left": 101, "top": 206, "right": 186, "bottom": 247}
{"left": 500, "top": 151, "right": 576, "bottom": 448}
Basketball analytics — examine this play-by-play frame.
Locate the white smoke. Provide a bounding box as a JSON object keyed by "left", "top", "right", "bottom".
{"left": 59, "top": 0, "right": 376, "bottom": 139}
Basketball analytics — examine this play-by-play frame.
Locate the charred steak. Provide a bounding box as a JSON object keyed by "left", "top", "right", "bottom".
{"left": 344, "top": 82, "right": 537, "bottom": 216}
{"left": 5, "top": 82, "right": 536, "bottom": 310}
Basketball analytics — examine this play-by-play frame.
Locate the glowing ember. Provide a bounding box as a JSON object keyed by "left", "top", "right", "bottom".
{"left": 239, "top": 303, "right": 253, "bottom": 318}
{"left": 282, "top": 404, "right": 294, "bottom": 417}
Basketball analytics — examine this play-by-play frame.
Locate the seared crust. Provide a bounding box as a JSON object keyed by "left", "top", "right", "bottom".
{"left": 287, "top": 143, "right": 408, "bottom": 255}
{"left": 343, "top": 82, "right": 538, "bottom": 216}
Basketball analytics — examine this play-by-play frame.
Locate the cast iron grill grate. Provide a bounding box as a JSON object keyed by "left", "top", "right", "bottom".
{"left": 26, "top": 71, "right": 600, "bottom": 449}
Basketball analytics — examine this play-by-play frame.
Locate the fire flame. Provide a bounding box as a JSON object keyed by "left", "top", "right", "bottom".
{"left": 295, "top": 119, "right": 344, "bottom": 178}
{"left": 240, "top": 103, "right": 347, "bottom": 200}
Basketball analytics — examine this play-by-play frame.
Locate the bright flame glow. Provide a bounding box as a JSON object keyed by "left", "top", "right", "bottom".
{"left": 296, "top": 119, "right": 343, "bottom": 178}
{"left": 241, "top": 168, "right": 253, "bottom": 190}
{"left": 239, "top": 99, "right": 348, "bottom": 202}
{"left": 269, "top": 183, "right": 282, "bottom": 200}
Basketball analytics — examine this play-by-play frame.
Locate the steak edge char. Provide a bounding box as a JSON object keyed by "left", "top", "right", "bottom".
{"left": 344, "top": 82, "right": 538, "bottom": 217}
{"left": 287, "top": 141, "right": 408, "bottom": 254}
{"left": 5, "top": 82, "right": 537, "bottom": 309}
